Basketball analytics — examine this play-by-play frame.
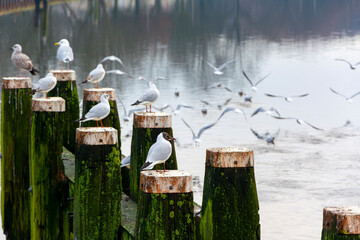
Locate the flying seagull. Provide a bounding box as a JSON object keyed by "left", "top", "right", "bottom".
{"left": 29, "top": 72, "right": 57, "bottom": 98}
{"left": 272, "top": 116, "right": 323, "bottom": 131}
{"left": 140, "top": 132, "right": 175, "bottom": 172}
{"left": 11, "top": 44, "right": 40, "bottom": 77}
{"left": 264, "top": 93, "right": 309, "bottom": 102}
{"left": 106, "top": 69, "right": 133, "bottom": 78}
{"left": 329, "top": 88, "right": 360, "bottom": 103}
{"left": 118, "top": 99, "right": 144, "bottom": 122}
{"left": 204, "top": 58, "right": 236, "bottom": 75}
{"left": 76, "top": 93, "right": 110, "bottom": 127}
{"left": 335, "top": 58, "right": 360, "bottom": 70}
{"left": 251, "top": 128, "right": 279, "bottom": 145}
{"left": 100, "top": 55, "right": 125, "bottom": 68}
{"left": 154, "top": 104, "right": 193, "bottom": 115}
{"left": 81, "top": 64, "right": 105, "bottom": 88}
{"left": 131, "top": 81, "right": 160, "bottom": 113}
{"left": 55, "top": 39, "right": 74, "bottom": 70}
{"left": 242, "top": 70, "right": 271, "bottom": 92}
{"left": 251, "top": 107, "right": 281, "bottom": 118}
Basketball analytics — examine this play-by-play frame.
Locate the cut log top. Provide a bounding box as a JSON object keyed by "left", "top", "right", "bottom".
{"left": 49, "top": 70, "right": 76, "bottom": 81}
{"left": 133, "top": 112, "right": 172, "bottom": 128}
{"left": 140, "top": 170, "right": 192, "bottom": 194}
{"left": 32, "top": 97, "right": 66, "bottom": 112}
{"left": 2, "top": 77, "right": 32, "bottom": 89}
{"left": 206, "top": 147, "right": 254, "bottom": 168}
{"left": 323, "top": 206, "right": 360, "bottom": 234}
{"left": 76, "top": 127, "right": 118, "bottom": 145}
{"left": 83, "top": 88, "right": 116, "bottom": 101}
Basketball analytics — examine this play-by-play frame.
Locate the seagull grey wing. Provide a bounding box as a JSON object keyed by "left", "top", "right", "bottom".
{"left": 254, "top": 72, "right": 271, "bottom": 86}
{"left": 291, "top": 93, "right": 309, "bottom": 98}
{"left": 242, "top": 71, "right": 254, "bottom": 86}
{"left": 335, "top": 58, "right": 352, "bottom": 66}
{"left": 176, "top": 104, "right": 193, "bottom": 111}
{"left": 121, "top": 155, "right": 131, "bottom": 167}
{"left": 57, "top": 46, "right": 73, "bottom": 62}
{"left": 217, "top": 107, "right": 236, "bottom": 121}
{"left": 201, "top": 100, "right": 210, "bottom": 105}
{"left": 217, "top": 59, "right": 235, "bottom": 71}
{"left": 270, "top": 107, "right": 281, "bottom": 117}
{"left": 205, "top": 61, "right": 217, "bottom": 70}
{"left": 181, "top": 118, "right": 196, "bottom": 139}
{"left": 251, "top": 107, "right": 264, "bottom": 117}
{"left": 89, "top": 68, "right": 105, "bottom": 82}
{"left": 127, "top": 107, "right": 145, "bottom": 117}
{"left": 349, "top": 91, "right": 360, "bottom": 99}
{"left": 38, "top": 78, "right": 56, "bottom": 91}
{"left": 13, "top": 54, "right": 32, "bottom": 70}
{"left": 138, "top": 89, "right": 159, "bottom": 103}
{"left": 250, "top": 128, "right": 264, "bottom": 140}
{"left": 100, "top": 55, "right": 125, "bottom": 68}
{"left": 146, "top": 141, "right": 172, "bottom": 163}
{"left": 265, "top": 93, "right": 282, "bottom": 98}
{"left": 354, "top": 61, "right": 360, "bottom": 66}
{"left": 85, "top": 103, "right": 109, "bottom": 119}
{"left": 197, "top": 121, "right": 217, "bottom": 139}
{"left": 329, "top": 88, "right": 347, "bottom": 99}
{"left": 118, "top": 99, "right": 127, "bottom": 116}
{"left": 271, "top": 116, "right": 293, "bottom": 120}
{"left": 303, "top": 120, "right": 323, "bottom": 131}
{"left": 224, "top": 86, "right": 233, "bottom": 92}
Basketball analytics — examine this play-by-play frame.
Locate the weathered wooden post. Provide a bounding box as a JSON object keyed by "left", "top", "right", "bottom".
{"left": 130, "top": 112, "right": 178, "bottom": 202}
{"left": 321, "top": 206, "right": 360, "bottom": 239}
{"left": 135, "top": 170, "right": 195, "bottom": 239}
{"left": 81, "top": 88, "right": 121, "bottom": 149}
{"left": 30, "top": 97, "right": 72, "bottom": 240}
{"left": 200, "top": 147, "right": 260, "bottom": 240}
{"left": 48, "top": 70, "right": 79, "bottom": 154}
{"left": 74, "top": 127, "right": 122, "bottom": 240}
{"left": 1, "top": 77, "right": 32, "bottom": 239}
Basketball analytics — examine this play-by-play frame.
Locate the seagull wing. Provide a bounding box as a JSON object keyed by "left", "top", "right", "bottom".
{"left": 38, "top": 77, "right": 56, "bottom": 92}
{"left": 302, "top": 120, "right": 324, "bottom": 131}
{"left": 85, "top": 102, "right": 109, "bottom": 119}
{"left": 201, "top": 100, "right": 210, "bottom": 105}
{"left": 128, "top": 107, "right": 145, "bottom": 117}
{"left": 224, "top": 86, "right": 233, "bottom": 92}
{"left": 121, "top": 155, "right": 131, "bottom": 168}
{"left": 197, "top": 121, "right": 218, "bottom": 139}
{"left": 349, "top": 91, "right": 360, "bottom": 100}
{"left": 57, "top": 45, "right": 73, "bottom": 62}
{"left": 100, "top": 55, "right": 125, "bottom": 68}
{"left": 242, "top": 70, "right": 254, "bottom": 86}
{"left": 88, "top": 67, "right": 105, "bottom": 82}
{"left": 176, "top": 104, "right": 193, "bottom": 111}
{"left": 254, "top": 72, "right": 271, "bottom": 86}
{"left": 291, "top": 93, "right": 309, "bottom": 98}
{"left": 269, "top": 107, "right": 281, "bottom": 117}
{"left": 265, "top": 93, "right": 283, "bottom": 98}
{"left": 329, "top": 88, "right": 347, "bottom": 99}
{"left": 205, "top": 61, "right": 217, "bottom": 70}
{"left": 250, "top": 128, "right": 264, "bottom": 140}
{"left": 217, "top": 59, "right": 236, "bottom": 71}
{"left": 335, "top": 58, "right": 352, "bottom": 67}
{"left": 251, "top": 107, "right": 265, "bottom": 117}
{"left": 145, "top": 141, "right": 172, "bottom": 164}
{"left": 118, "top": 99, "right": 127, "bottom": 117}
{"left": 217, "top": 107, "right": 247, "bottom": 121}
{"left": 181, "top": 118, "right": 196, "bottom": 139}
{"left": 137, "top": 88, "right": 159, "bottom": 103}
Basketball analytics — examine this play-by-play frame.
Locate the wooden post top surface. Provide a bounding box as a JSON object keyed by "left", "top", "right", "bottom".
{"left": 133, "top": 111, "right": 172, "bottom": 128}
{"left": 323, "top": 206, "right": 360, "bottom": 234}
{"left": 206, "top": 147, "right": 254, "bottom": 168}
{"left": 76, "top": 127, "right": 118, "bottom": 145}
{"left": 83, "top": 88, "right": 116, "bottom": 101}
{"left": 140, "top": 170, "right": 192, "bottom": 194}
{"left": 2, "top": 77, "right": 32, "bottom": 89}
{"left": 49, "top": 70, "right": 76, "bottom": 81}
{"left": 32, "top": 97, "right": 66, "bottom": 112}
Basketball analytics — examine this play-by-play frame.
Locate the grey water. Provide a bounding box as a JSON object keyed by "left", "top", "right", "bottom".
{"left": 1, "top": 1, "right": 360, "bottom": 239}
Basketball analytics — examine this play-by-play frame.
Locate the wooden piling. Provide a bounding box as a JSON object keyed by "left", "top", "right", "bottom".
{"left": 48, "top": 70, "right": 79, "bottom": 154}
{"left": 135, "top": 170, "right": 195, "bottom": 240}
{"left": 130, "top": 112, "right": 178, "bottom": 202}
{"left": 1, "top": 77, "right": 32, "bottom": 239}
{"left": 321, "top": 206, "right": 360, "bottom": 239}
{"left": 74, "top": 127, "right": 122, "bottom": 240}
{"left": 200, "top": 147, "right": 260, "bottom": 240}
{"left": 30, "top": 97, "right": 72, "bottom": 240}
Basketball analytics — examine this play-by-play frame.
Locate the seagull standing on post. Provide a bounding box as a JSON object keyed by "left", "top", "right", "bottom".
{"left": 29, "top": 72, "right": 57, "bottom": 98}
{"left": 81, "top": 64, "right": 105, "bottom": 88}
{"left": 131, "top": 81, "right": 160, "bottom": 113}
{"left": 55, "top": 39, "right": 74, "bottom": 70}
{"left": 11, "top": 44, "right": 40, "bottom": 77}
{"left": 76, "top": 93, "right": 110, "bottom": 127}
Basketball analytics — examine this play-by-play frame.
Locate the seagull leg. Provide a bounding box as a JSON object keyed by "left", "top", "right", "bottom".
{"left": 100, "top": 120, "right": 104, "bottom": 127}
{"left": 156, "top": 165, "right": 158, "bottom": 172}
{"left": 146, "top": 106, "right": 148, "bottom": 112}
{"left": 150, "top": 105, "right": 152, "bottom": 113}
{"left": 67, "top": 62, "right": 70, "bottom": 70}
{"left": 96, "top": 121, "right": 99, "bottom": 127}
{"left": 163, "top": 163, "right": 166, "bottom": 172}
{"left": 45, "top": 92, "right": 47, "bottom": 98}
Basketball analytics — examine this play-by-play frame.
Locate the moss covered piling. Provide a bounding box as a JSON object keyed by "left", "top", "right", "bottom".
{"left": 74, "top": 127, "right": 122, "bottom": 240}
{"left": 200, "top": 147, "right": 260, "bottom": 240}
{"left": 135, "top": 170, "right": 195, "bottom": 240}
{"left": 130, "top": 112, "right": 177, "bottom": 202}
{"left": 48, "top": 70, "right": 79, "bottom": 154}
{"left": 1, "top": 77, "right": 32, "bottom": 239}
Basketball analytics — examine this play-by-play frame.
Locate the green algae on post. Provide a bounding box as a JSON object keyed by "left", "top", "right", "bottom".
{"left": 1, "top": 77, "right": 32, "bottom": 240}
{"left": 130, "top": 112, "right": 178, "bottom": 202}
{"left": 74, "top": 127, "right": 122, "bottom": 240}
{"left": 200, "top": 147, "right": 260, "bottom": 240}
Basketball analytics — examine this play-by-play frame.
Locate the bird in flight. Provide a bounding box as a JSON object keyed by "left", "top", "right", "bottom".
{"left": 329, "top": 88, "right": 360, "bottom": 103}
{"left": 335, "top": 58, "right": 360, "bottom": 70}
{"left": 264, "top": 93, "right": 309, "bottom": 102}
{"left": 204, "top": 58, "right": 236, "bottom": 75}
{"left": 242, "top": 70, "right": 271, "bottom": 92}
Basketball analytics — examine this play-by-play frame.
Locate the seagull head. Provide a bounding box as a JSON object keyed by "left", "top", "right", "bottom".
{"left": 161, "top": 132, "right": 176, "bottom": 142}
{"left": 55, "top": 39, "right": 70, "bottom": 46}
{"left": 100, "top": 93, "right": 110, "bottom": 102}
{"left": 97, "top": 64, "right": 104, "bottom": 69}
{"left": 46, "top": 72, "right": 54, "bottom": 77}
{"left": 11, "top": 44, "right": 22, "bottom": 53}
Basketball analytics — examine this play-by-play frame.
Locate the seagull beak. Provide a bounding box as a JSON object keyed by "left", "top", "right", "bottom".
{"left": 169, "top": 137, "right": 176, "bottom": 141}
{"left": 54, "top": 42, "right": 59, "bottom": 46}
{"left": 10, "top": 47, "right": 13, "bottom": 51}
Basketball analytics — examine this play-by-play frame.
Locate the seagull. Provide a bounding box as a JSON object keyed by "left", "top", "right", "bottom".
{"left": 121, "top": 155, "right": 131, "bottom": 168}
{"left": 140, "top": 132, "right": 175, "bottom": 172}
{"left": 251, "top": 107, "right": 281, "bottom": 117}
{"left": 118, "top": 99, "right": 144, "bottom": 122}
{"left": 244, "top": 96, "right": 252, "bottom": 103}
{"left": 11, "top": 44, "right": 40, "bottom": 77}
{"left": 29, "top": 72, "right": 57, "bottom": 98}
{"left": 131, "top": 82, "right": 160, "bottom": 113}
{"left": 242, "top": 70, "right": 271, "bottom": 92}
{"left": 204, "top": 58, "right": 236, "bottom": 75}
{"left": 100, "top": 55, "right": 125, "bottom": 68}
{"left": 218, "top": 106, "right": 247, "bottom": 121}
{"left": 81, "top": 64, "right": 105, "bottom": 88}
{"left": 154, "top": 104, "right": 193, "bottom": 115}
{"left": 174, "top": 88, "right": 180, "bottom": 97}
{"left": 106, "top": 69, "right": 133, "bottom": 78}
{"left": 264, "top": 93, "right": 309, "bottom": 102}
{"left": 217, "top": 98, "right": 232, "bottom": 110}
{"left": 76, "top": 93, "right": 110, "bottom": 127}
{"left": 329, "top": 88, "right": 360, "bottom": 103}
{"left": 205, "top": 82, "right": 232, "bottom": 92}
{"left": 335, "top": 58, "right": 360, "bottom": 70}
{"left": 251, "top": 128, "right": 279, "bottom": 145}
{"left": 201, "top": 106, "right": 208, "bottom": 115}
{"left": 55, "top": 39, "right": 74, "bottom": 70}
{"left": 272, "top": 116, "right": 323, "bottom": 131}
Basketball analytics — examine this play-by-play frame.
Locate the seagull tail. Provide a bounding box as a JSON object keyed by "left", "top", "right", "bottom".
{"left": 27, "top": 89, "right": 37, "bottom": 95}
{"left": 29, "top": 67, "right": 40, "bottom": 76}
{"left": 75, "top": 116, "right": 86, "bottom": 122}
{"left": 140, "top": 162, "right": 153, "bottom": 171}
{"left": 80, "top": 80, "right": 88, "bottom": 85}
{"left": 131, "top": 100, "right": 140, "bottom": 106}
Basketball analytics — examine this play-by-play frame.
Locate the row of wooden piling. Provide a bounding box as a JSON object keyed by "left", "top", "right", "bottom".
{"left": 1, "top": 71, "right": 359, "bottom": 239}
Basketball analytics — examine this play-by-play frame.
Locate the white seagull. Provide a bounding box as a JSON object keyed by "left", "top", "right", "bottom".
{"left": 329, "top": 88, "right": 360, "bottom": 103}
{"left": 76, "top": 93, "right": 110, "bottom": 127}
{"left": 251, "top": 128, "right": 279, "bottom": 145}
{"left": 81, "top": 64, "right": 105, "bottom": 88}
{"left": 29, "top": 72, "right": 57, "bottom": 98}
{"left": 140, "top": 132, "right": 175, "bottom": 172}
{"left": 131, "top": 81, "right": 160, "bottom": 112}
{"left": 272, "top": 116, "right": 323, "bottom": 131}
{"left": 55, "top": 39, "right": 74, "bottom": 69}
{"left": 251, "top": 107, "right": 281, "bottom": 117}
{"left": 154, "top": 104, "right": 193, "bottom": 116}
{"left": 100, "top": 55, "right": 125, "bottom": 68}
{"left": 106, "top": 69, "right": 133, "bottom": 78}
{"left": 242, "top": 70, "right": 271, "bottom": 92}
{"left": 335, "top": 58, "right": 360, "bottom": 70}
{"left": 11, "top": 44, "right": 40, "bottom": 77}
{"left": 121, "top": 155, "right": 131, "bottom": 168}
{"left": 204, "top": 58, "right": 235, "bottom": 75}
{"left": 119, "top": 99, "right": 144, "bottom": 122}
{"left": 264, "top": 93, "right": 309, "bottom": 102}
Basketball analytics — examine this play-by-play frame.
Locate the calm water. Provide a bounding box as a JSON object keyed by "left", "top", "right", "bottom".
{"left": 1, "top": 1, "right": 360, "bottom": 239}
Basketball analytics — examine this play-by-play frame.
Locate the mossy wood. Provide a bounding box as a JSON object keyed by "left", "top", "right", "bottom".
{"left": 74, "top": 140, "right": 122, "bottom": 239}
{"left": 129, "top": 127, "right": 178, "bottom": 202}
{"left": 200, "top": 148, "right": 260, "bottom": 240}
{"left": 321, "top": 229, "right": 360, "bottom": 240}
{"left": 47, "top": 73, "right": 79, "bottom": 154}
{"left": 30, "top": 111, "right": 72, "bottom": 239}
{"left": 1, "top": 85, "right": 32, "bottom": 239}
{"left": 122, "top": 165, "right": 131, "bottom": 196}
